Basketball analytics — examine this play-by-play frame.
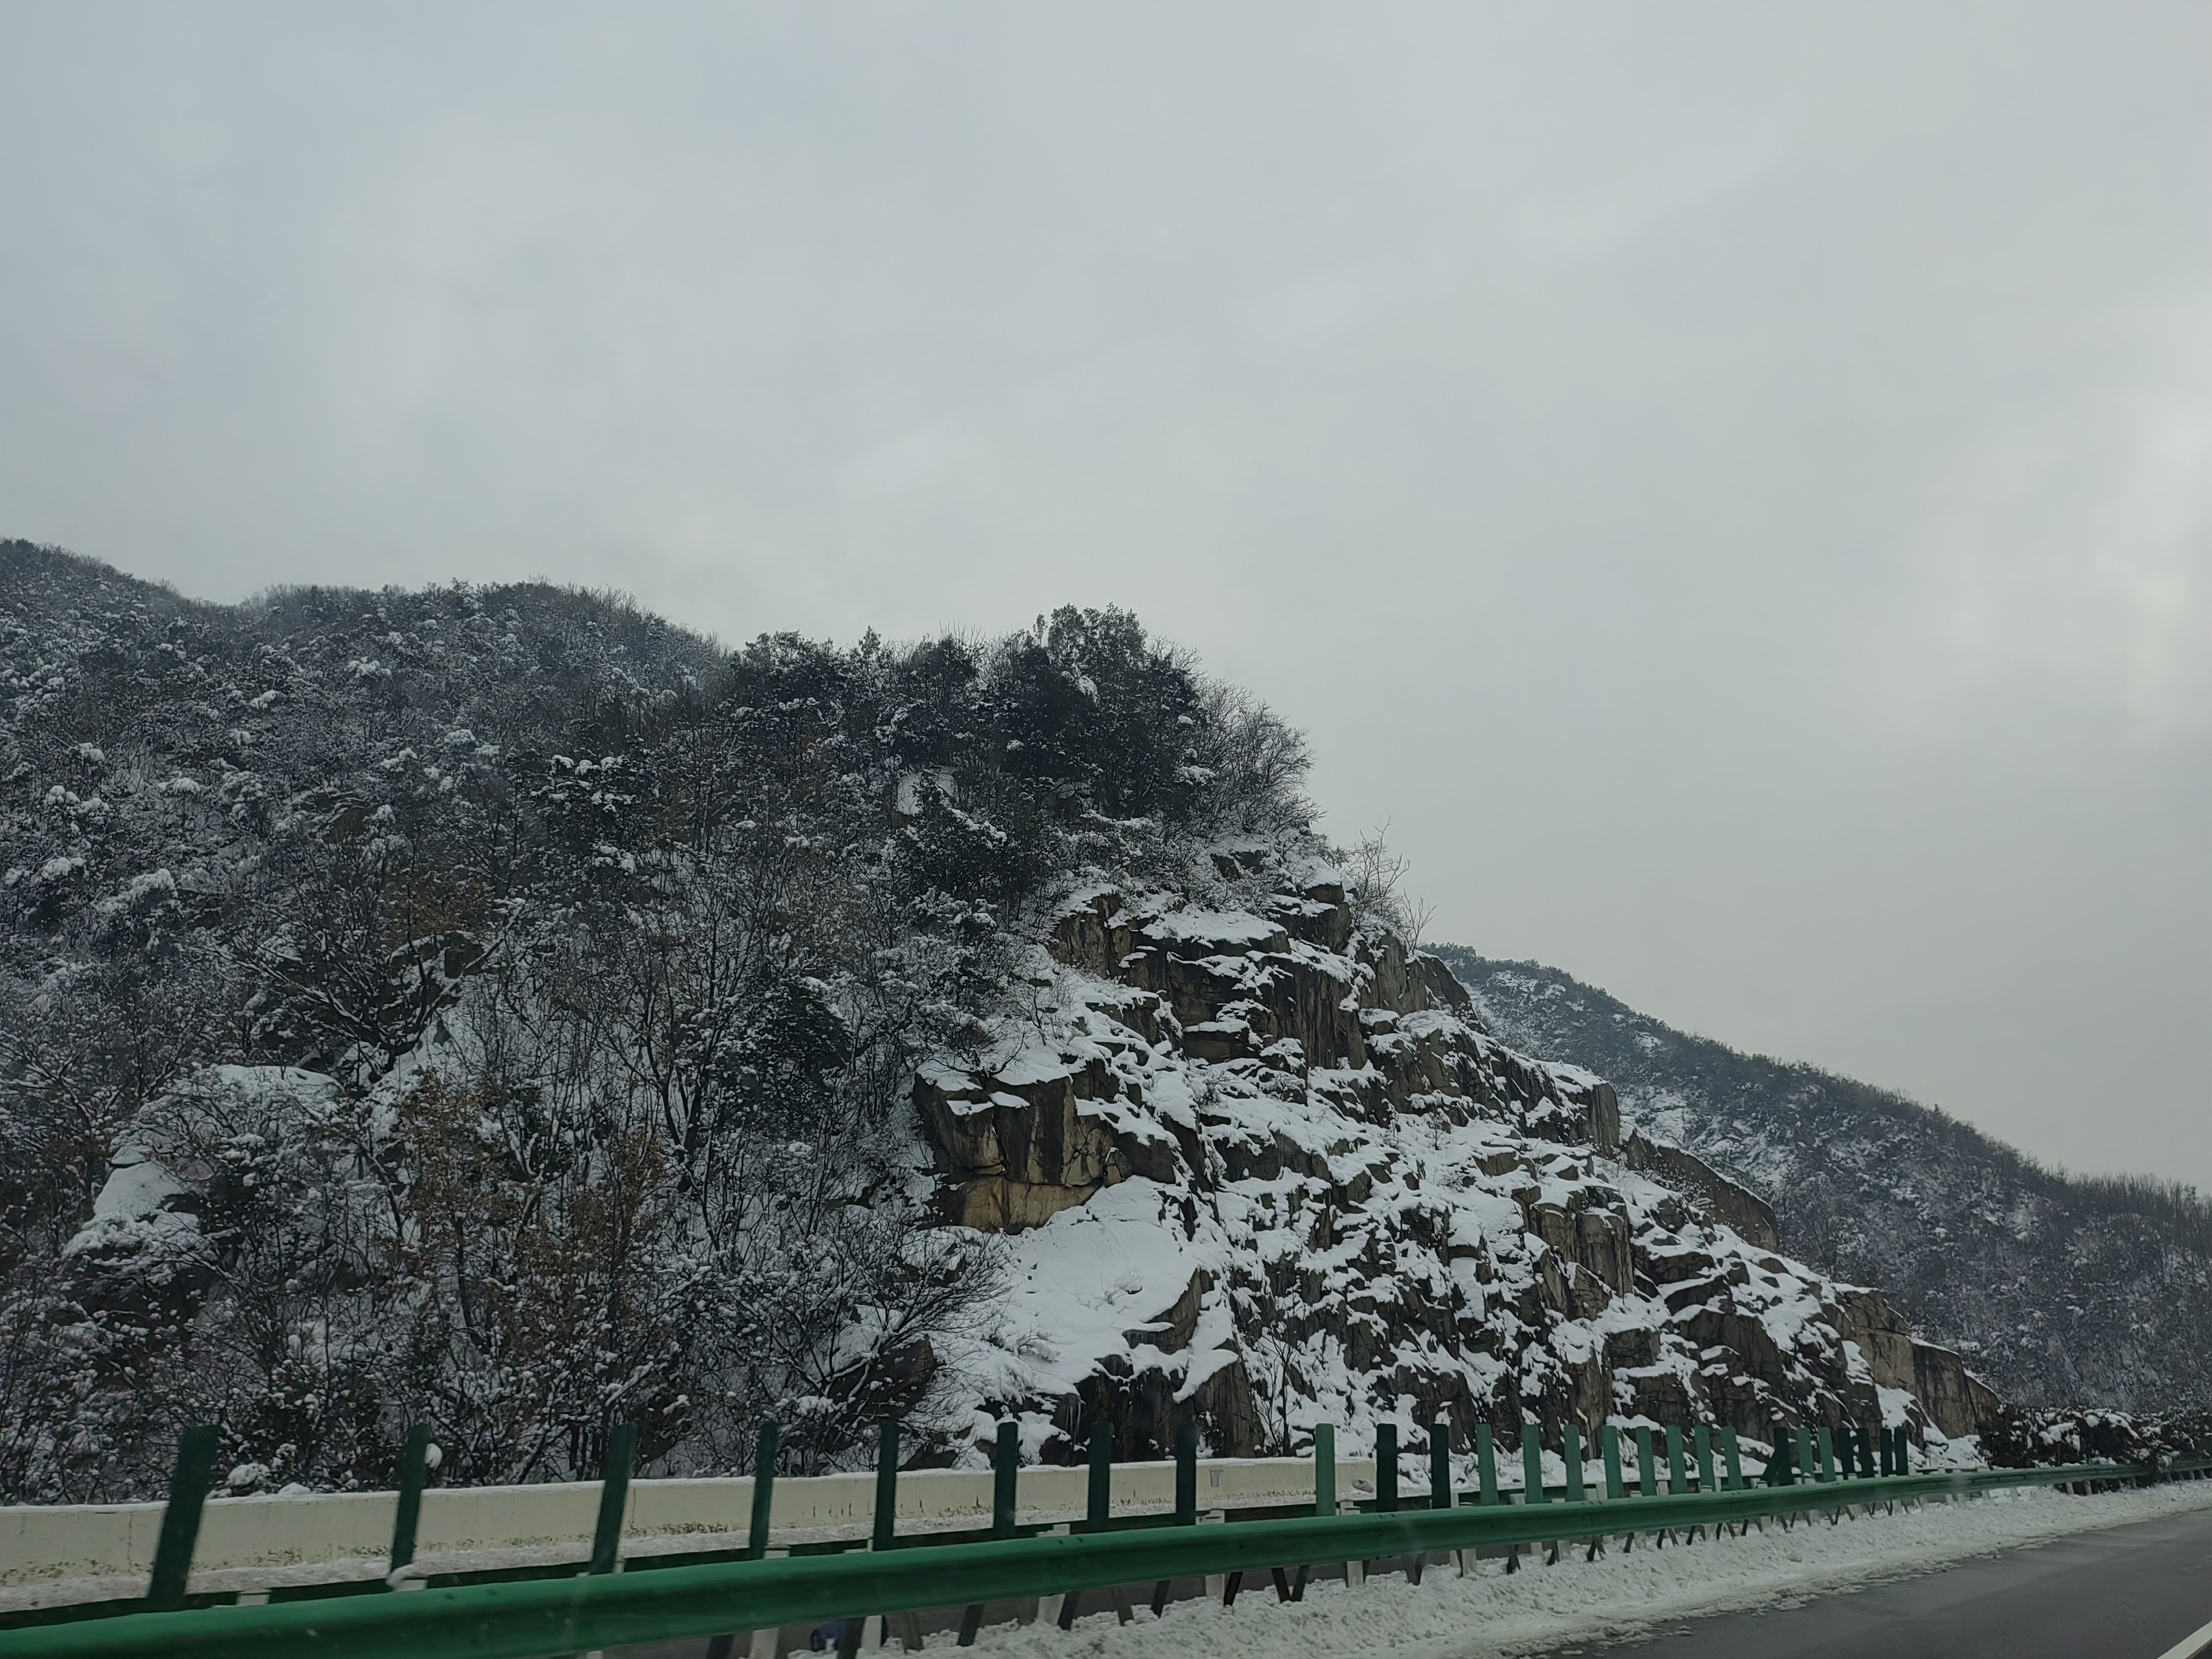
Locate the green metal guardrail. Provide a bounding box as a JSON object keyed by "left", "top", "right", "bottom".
{"left": 3, "top": 1448, "right": 2203, "bottom": 1659}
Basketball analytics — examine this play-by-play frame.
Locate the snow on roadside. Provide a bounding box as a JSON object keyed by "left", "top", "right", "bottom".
{"left": 953, "top": 1479, "right": 2212, "bottom": 1657}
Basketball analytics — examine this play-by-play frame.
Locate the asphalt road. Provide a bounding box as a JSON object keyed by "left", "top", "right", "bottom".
{"left": 1516, "top": 1501, "right": 2212, "bottom": 1659}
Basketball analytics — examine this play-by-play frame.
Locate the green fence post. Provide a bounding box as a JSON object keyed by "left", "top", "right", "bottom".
{"left": 992, "top": 1421, "right": 1020, "bottom": 1540}
{"left": 1602, "top": 1425, "right": 1626, "bottom": 1499}
{"left": 589, "top": 1421, "right": 637, "bottom": 1576}
{"left": 1859, "top": 1424, "right": 1878, "bottom": 1478}
{"left": 1314, "top": 1424, "right": 1337, "bottom": 1516}
{"left": 1562, "top": 1423, "right": 1585, "bottom": 1503}
{"left": 1878, "top": 1422, "right": 1894, "bottom": 1477}
{"left": 1477, "top": 1424, "right": 1499, "bottom": 1506}
{"left": 1816, "top": 1427, "right": 1836, "bottom": 1484}
{"left": 1152, "top": 1421, "right": 1197, "bottom": 1619}
{"left": 1797, "top": 1426, "right": 1816, "bottom": 1482}
{"left": 1635, "top": 1427, "right": 1657, "bottom": 1498}
{"left": 1085, "top": 1424, "right": 1113, "bottom": 1532}
{"left": 1893, "top": 1427, "right": 1910, "bottom": 1476}
{"left": 1377, "top": 1422, "right": 1399, "bottom": 1512}
{"left": 1694, "top": 1425, "right": 1715, "bottom": 1493}
{"left": 1722, "top": 1426, "right": 1744, "bottom": 1489}
{"left": 1521, "top": 1423, "right": 1548, "bottom": 1504}
{"left": 1838, "top": 1424, "right": 1856, "bottom": 1478}
{"left": 872, "top": 1421, "right": 901, "bottom": 1553}
{"left": 388, "top": 1422, "right": 433, "bottom": 1577}
{"left": 146, "top": 1425, "right": 219, "bottom": 1613}
{"left": 1060, "top": 1424, "right": 1112, "bottom": 1630}
{"left": 746, "top": 1420, "right": 779, "bottom": 1560}
{"left": 1665, "top": 1426, "right": 1687, "bottom": 1495}
{"left": 1430, "top": 1421, "right": 1453, "bottom": 1510}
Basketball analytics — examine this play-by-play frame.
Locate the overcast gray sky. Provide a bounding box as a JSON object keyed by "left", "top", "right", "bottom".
{"left": 4, "top": 3, "right": 2207, "bottom": 1190}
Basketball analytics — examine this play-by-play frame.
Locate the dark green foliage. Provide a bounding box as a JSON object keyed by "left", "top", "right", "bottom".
{"left": 989, "top": 607, "right": 1203, "bottom": 821}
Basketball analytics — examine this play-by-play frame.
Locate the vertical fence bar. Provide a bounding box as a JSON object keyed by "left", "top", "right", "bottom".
{"left": 1602, "top": 1426, "right": 1625, "bottom": 1500}
{"left": 1314, "top": 1421, "right": 1343, "bottom": 1596}
{"left": 1694, "top": 1425, "right": 1715, "bottom": 1493}
{"left": 589, "top": 1421, "right": 637, "bottom": 1576}
{"left": 746, "top": 1421, "right": 779, "bottom": 1560}
{"left": 1723, "top": 1427, "right": 1744, "bottom": 1490}
{"left": 1476, "top": 1424, "right": 1498, "bottom": 1506}
{"left": 872, "top": 1421, "right": 900, "bottom": 1552}
{"left": 968, "top": 1420, "right": 1021, "bottom": 1645}
{"left": 1376, "top": 1423, "right": 1399, "bottom": 1512}
{"left": 1796, "top": 1427, "right": 1816, "bottom": 1482}
{"left": 1562, "top": 1424, "right": 1585, "bottom": 1503}
{"left": 992, "top": 1421, "right": 1020, "bottom": 1540}
{"left": 1837, "top": 1424, "right": 1856, "bottom": 1479}
{"left": 146, "top": 1425, "right": 219, "bottom": 1613}
{"left": 1665, "top": 1426, "right": 1687, "bottom": 1495}
{"left": 1769, "top": 1433, "right": 1796, "bottom": 1486}
{"left": 388, "top": 1422, "right": 433, "bottom": 1578}
{"left": 1521, "top": 1424, "right": 1547, "bottom": 1504}
{"left": 1878, "top": 1422, "right": 1894, "bottom": 1478}
{"left": 1085, "top": 1424, "right": 1113, "bottom": 1532}
{"left": 1174, "top": 1423, "right": 1197, "bottom": 1526}
{"left": 1893, "top": 1427, "right": 1910, "bottom": 1476}
{"left": 1062, "top": 1424, "right": 1114, "bottom": 1631}
{"left": 1859, "top": 1424, "right": 1878, "bottom": 1479}
{"left": 872, "top": 1419, "right": 906, "bottom": 1650}
{"left": 1438, "top": 1422, "right": 1464, "bottom": 1576}
{"left": 1153, "top": 1421, "right": 1197, "bottom": 1617}
{"left": 1816, "top": 1427, "right": 1836, "bottom": 1484}
{"left": 1635, "top": 1427, "right": 1656, "bottom": 1498}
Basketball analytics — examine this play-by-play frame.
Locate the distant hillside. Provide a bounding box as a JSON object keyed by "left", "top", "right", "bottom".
{"left": 1434, "top": 950, "right": 2212, "bottom": 1412}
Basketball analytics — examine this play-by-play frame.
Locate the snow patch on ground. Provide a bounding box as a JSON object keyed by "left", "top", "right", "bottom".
{"left": 952, "top": 1479, "right": 2212, "bottom": 1657}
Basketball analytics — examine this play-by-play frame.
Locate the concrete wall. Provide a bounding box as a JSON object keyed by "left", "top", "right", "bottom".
{"left": 0, "top": 1456, "right": 1379, "bottom": 1589}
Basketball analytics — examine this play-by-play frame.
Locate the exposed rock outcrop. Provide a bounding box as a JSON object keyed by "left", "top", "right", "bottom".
{"left": 1627, "top": 1131, "right": 1781, "bottom": 1253}
{"left": 920, "top": 853, "right": 1990, "bottom": 1469}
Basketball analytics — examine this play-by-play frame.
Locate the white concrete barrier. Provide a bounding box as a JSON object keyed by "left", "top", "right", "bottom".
{"left": 0, "top": 1455, "right": 1378, "bottom": 1592}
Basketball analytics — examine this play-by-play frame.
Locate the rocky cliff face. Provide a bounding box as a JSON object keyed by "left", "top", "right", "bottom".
{"left": 919, "top": 854, "right": 2000, "bottom": 1468}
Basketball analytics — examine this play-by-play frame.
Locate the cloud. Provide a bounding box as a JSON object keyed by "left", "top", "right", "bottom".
{"left": 838, "top": 417, "right": 989, "bottom": 498}
{"left": 1239, "top": 248, "right": 1461, "bottom": 359}
{"left": 1018, "top": 340, "right": 1197, "bottom": 430}
{"left": 1896, "top": 302, "right": 2212, "bottom": 747}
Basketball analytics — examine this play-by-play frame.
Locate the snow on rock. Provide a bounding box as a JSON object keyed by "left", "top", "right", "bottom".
{"left": 64, "top": 1147, "right": 198, "bottom": 1253}
{"left": 920, "top": 853, "right": 1985, "bottom": 1472}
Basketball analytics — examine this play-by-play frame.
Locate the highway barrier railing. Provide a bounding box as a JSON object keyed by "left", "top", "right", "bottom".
{"left": 2, "top": 1424, "right": 2204, "bottom": 1659}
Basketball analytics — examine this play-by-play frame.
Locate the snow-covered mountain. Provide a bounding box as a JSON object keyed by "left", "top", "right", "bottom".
{"left": 1435, "top": 952, "right": 2212, "bottom": 1414}
{"left": 2, "top": 542, "right": 1998, "bottom": 1502}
